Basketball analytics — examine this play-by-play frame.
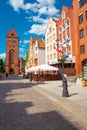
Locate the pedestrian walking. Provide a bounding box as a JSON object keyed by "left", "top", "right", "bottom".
{"left": 6, "top": 73, "right": 8, "bottom": 78}
{"left": 0, "top": 73, "right": 2, "bottom": 80}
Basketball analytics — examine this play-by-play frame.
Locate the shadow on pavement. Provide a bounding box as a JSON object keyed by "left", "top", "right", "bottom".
{"left": 0, "top": 75, "right": 81, "bottom": 130}
{"left": 69, "top": 93, "right": 79, "bottom": 97}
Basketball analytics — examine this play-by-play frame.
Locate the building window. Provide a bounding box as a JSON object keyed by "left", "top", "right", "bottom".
{"left": 47, "top": 47, "right": 49, "bottom": 52}
{"left": 11, "top": 33, "right": 14, "bottom": 36}
{"left": 64, "top": 36, "right": 66, "bottom": 43}
{"left": 80, "top": 29, "right": 84, "bottom": 38}
{"left": 67, "top": 34, "right": 70, "bottom": 40}
{"left": 62, "top": 11, "right": 66, "bottom": 20}
{"left": 47, "top": 38, "right": 49, "bottom": 44}
{"left": 50, "top": 45, "right": 52, "bottom": 51}
{"left": 79, "top": 0, "right": 87, "bottom": 8}
{"left": 50, "top": 27, "right": 52, "bottom": 32}
{"left": 59, "top": 39, "right": 62, "bottom": 44}
{"left": 53, "top": 34, "right": 55, "bottom": 40}
{"left": 53, "top": 53, "right": 56, "bottom": 59}
{"left": 86, "top": 10, "right": 87, "bottom": 19}
{"left": 67, "top": 21, "right": 70, "bottom": 28}
{"left": 50, "top": 54, "right": 52, "bottom": 60}
{"left": 59, "top": 28, "right": 62, "bottom": 34}
{"left": 68, "top": 46, "right": 71, "bottom": 55}
{"left": 80, "top": 45, "right": 85, "bottom": 54}
{"left": 63, "top": 25, "right": 65, "bottom": 31}
{"left": 47, "top": 55, "right": 49, "bottom": 60}
{"left": 79, "top": 14, "right": 83, "bottom": 23}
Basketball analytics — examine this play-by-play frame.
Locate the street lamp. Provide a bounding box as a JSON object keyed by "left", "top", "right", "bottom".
{"left": 56, "top": 38, "right": 69, "bottom": 97}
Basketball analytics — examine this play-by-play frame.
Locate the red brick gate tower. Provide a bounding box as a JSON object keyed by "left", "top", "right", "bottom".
{"left": 6, "top": 28, "right": 19, "bottom": 75}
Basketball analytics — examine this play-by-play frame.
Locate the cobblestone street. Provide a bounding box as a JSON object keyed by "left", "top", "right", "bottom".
{"left": 0, "top": 75, "right": 86, "bottom": 130}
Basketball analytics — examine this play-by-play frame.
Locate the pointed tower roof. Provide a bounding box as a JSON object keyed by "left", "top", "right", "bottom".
{"left": 6, "top": 28, "right": 18, "bottom": 38}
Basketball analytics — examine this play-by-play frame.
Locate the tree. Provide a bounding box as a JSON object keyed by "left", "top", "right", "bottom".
{"left": 24, "top": 51, "right": 29, "bottom": 69}
{"left": 0, "top": 59, "right": 5, "bottom": 73}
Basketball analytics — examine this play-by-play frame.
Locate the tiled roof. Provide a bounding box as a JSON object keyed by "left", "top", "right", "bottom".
{"left": 31, "top": 38, "right": 45, "bottom": 48}
{"left": 6, "top": 28, "right": 18, "bottom": 37}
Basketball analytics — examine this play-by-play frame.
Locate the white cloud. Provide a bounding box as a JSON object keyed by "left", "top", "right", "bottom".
{"left": 8, "top": 0, "right": 38, "bottom": 12}
{"left": 24, "top": 40, "right": 29, "bottom": 44}
{"left": 37, "top": 0, "right": 56, "bottom": 7}
{"left": 38, "top": 5, "right": 59, "bottom": 16}
{"left": 28, "top": 24, "right": 47, "bottom": 35}
{"left": 19, "top": 48, "right": 25, "bottom": 51}
{"left": 36, "top": 0, "right": 59, "bottom": 16}
{"left": 39, "top": 6, "right": 47, "bottom": 15}
{"left": 8, "top": 0, "right": 59, "bottom": 36}
{"left": 26, "top": 15, "right": 48, "bottom": 24}
{"left": 25, "top": 16, "right": 48, "bottom": 35}
{"left": 47, "top": 6, "right": 59, "bottom": 16}
{"left": 8, "top": 0, "right": 24, "bottom": 11}
{"left": 19, "top": 40, "right": 22, "bottom": 43}
{"left": 22, "top": 45, "right": 26, "bottom": 47}
{"left": 24, "top": 3, "right": 38, "bottom": 11}
{"left": 8, "top": 0, "right": 59, "bottom": 17}
{"left": 24, "top": 32, "right": 28, "bottom": 35}
{"left": 0, "top": 53, "right": 6, "bottom": 59}
{"left": 19, "top": 54, "right": 26, "bottom": 59}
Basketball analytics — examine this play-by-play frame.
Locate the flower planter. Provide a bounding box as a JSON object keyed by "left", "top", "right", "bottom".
{"left": 82, "top": 80, "right": 86, "bottom": 87}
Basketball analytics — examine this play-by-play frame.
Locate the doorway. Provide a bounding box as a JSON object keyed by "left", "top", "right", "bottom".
{"left": 10, "top": 68, "right": 14, "bottom": 74}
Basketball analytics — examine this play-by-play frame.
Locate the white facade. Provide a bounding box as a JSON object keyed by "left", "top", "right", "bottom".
{"left": 34, "top": 40, "right": 45, "bottom": 65}
{"left": 45, "top": 17, "right": 58, "bottom": 64}
{"left": 38, "top": 49, "right": 45, "bottom": 65}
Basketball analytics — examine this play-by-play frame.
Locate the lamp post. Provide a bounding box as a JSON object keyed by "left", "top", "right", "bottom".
{"left": 56, "top": 38, "right": 69, "bottom": 97}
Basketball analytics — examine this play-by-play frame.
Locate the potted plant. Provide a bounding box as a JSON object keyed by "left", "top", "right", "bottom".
{"left": 81, "top": 72, "right": 86, "bottom": 87}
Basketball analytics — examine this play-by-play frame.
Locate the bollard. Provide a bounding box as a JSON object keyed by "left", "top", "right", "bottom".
{"left": 30, "top": 73, "right": 32, "bottom": 82}
{"left": 62, "top": 77, "right": 69, "bottom": 97}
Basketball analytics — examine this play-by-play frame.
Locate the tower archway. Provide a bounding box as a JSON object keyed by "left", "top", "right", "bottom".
{"left": 10, "top": 68, "right": 14, "bottom": 74}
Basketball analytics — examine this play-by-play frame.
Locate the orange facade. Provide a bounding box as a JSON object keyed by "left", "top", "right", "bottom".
{"left": 6, "top": 28, "right": 19, "bottom": 75}
{"left": 73, "top": 0, "right": 87, "bottom": 76}
{"left": 57, "top": 6, "right": 74, "bottom": 59}
{"left": 18, "top": 57, "right": 24, "bottom": 74}
{"left": 55, "top": 1, "right": 87, "bottom": 76}
{"left": 29, "top": 37, "right": 45, "bottom": 67}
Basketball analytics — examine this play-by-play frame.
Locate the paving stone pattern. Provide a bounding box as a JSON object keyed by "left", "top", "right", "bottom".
{"left": 0, "top": 75, "right": 86, "bottom": 130}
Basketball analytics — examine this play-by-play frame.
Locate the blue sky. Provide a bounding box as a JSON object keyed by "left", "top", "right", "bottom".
{"left": 0, "top": 0, "right": 72, "bottom": 60}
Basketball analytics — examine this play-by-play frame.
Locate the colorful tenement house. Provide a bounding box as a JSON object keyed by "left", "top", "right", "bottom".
{"left": 45, "top": 17, "right": 58, "bottom": 64}
{"left": 28, "top": 37, "right": 45, "bottom": 67}
{"left": 57, "top": 6, "right": 75, "bottom": 62}
{"left": 45, "top": 8, "right": 76, "bottom": 76}
{"left": 6, "top": 28, "right": 24, "bottom": 75}
{"left": 72, "top": 0, "right": 87, "bottom": 77}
